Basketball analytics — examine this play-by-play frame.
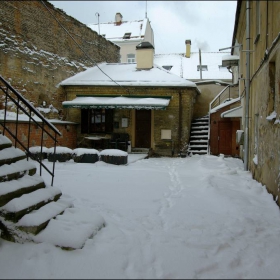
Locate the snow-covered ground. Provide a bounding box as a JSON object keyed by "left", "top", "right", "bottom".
{"left": 1, "top": 153, "right": 280, "bottom": 279}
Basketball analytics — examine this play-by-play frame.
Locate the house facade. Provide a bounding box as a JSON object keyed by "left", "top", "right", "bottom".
{"left": 88, "top": 13, "right": 154, "bottom": 64}
{"left": 59, "top": 43, "right": 199, "bottom": 156}
{"left": 231, "top": 1, "right": 280, "bottom": 205}
{"left": 154, "top": 40, "right": 240, "bottom": 156}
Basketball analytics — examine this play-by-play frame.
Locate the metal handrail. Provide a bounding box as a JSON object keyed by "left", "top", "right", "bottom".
{"left": 0, "top": 75, "right": 62, "bottom": 186}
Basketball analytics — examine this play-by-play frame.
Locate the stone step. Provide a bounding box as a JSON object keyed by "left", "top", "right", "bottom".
{"left": 190, "top": 139, "right": 208, "bottom": 143}
{"left": 0, "top": 174, "right": 45, "bottom": 207}
{"left": 190, "top": 150, "right": 208, "bottom": 155}
{"left": 0, "top": 186, "right": 62, "bottom": 222}
{"left": 131, "top": 148, "right": 149, "bottom": 154}
{"left": 192, "top": 121, "right": 209, "bottom": 124}
{"left": 191, "top": 125, "right": 209, "bottom": 129}
{"left": 0, "top": 134, "right": 12, "bottom": 150}
{"left": 189, "top": 145, "right": 208, "bottom": 149}
{"left": 32, "top": 207, "right": 105, "bottom": 250}
{"left": 0, "top": 147, "right": 26, "bottom": 166}
{"left": 0, "top": 159, "right": 37, "bottom": 183}
{"left": 191, "top": 130, "right": 209, "bottom": 134}
{"left": 17, "top": 198, "right": 74, "bottom": 235}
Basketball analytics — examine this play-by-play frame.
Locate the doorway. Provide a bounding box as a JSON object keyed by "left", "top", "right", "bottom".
{"left": 218, "top": 121, "right": 232, "bottom": 155}
{"left": 135, "top": 110, "right": 151, "bottom": 148}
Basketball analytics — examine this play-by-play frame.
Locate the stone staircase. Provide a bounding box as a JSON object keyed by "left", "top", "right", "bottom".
{"left": 188, "top": 115, "right": 209, "bottom": 155}
{"left": 0, "top": 134, "right": 105, "bottom": 250}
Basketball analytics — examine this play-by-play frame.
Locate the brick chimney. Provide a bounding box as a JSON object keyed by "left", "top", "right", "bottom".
{"left": 185, "top": 39, "right": 191, "bottom": 58}
{"left": 115, "top": 12, "right": 123, "bottom": 25}
{"left": 136, "top": 42, "right": 154, "bottom": 70}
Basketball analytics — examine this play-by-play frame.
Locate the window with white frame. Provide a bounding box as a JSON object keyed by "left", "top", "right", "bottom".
{"left": 127, "top": 53, "right": 136, "bottom": 63}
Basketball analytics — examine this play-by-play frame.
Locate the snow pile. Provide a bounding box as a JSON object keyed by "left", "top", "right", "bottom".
{"left": 1, "top": 155, "right": 280, "bottom": 278}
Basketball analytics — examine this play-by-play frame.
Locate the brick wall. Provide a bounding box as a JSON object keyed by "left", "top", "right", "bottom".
{"left": 2, "top": 121, "right": 78, "bottom": 150}
{"left": 61, "top": 85, "right": 197, "bottom": 156}
{"left": 0, "top": 1, "right": 120, "bottom": 119}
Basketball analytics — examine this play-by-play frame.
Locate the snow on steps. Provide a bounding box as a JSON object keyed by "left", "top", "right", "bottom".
{"left": 0, "top": 147, "right": 26, "bottom": 165}
{"left": 189, "top": 116, "right": 209, "bottom": 155}
{"left": 0, "top": 133, "right": 105, "bottom": 250}
{"left": 33, "top": 207, "right": 105, "bottom": 250}
{"left": 0, "top": 159, "right": 37, "bottom": 183}
{"left": 0, "top": 186, "right": 62, "bottom": 222}
{"left": 0, "top": 174, "right": 45, "bottom": 207}
{"left": 17, "top": 198, "right": 74, "bottom": 234}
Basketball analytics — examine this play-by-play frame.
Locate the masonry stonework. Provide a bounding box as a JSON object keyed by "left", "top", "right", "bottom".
{"left": 0, "top": 1, "right": 120, "bottom": 119}
{"left": 61, "top": 85, "right": 197, "bottom": 156}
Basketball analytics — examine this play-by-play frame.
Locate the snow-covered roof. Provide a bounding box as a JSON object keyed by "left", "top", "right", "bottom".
{"left": 88, "top": 18, "right": 148, "bottom": 43}
{"left": 154, "top": 52, "right": 232, "bottom": 81}
{"left": 59, "top": 62, "right": 197, "bottom": 88}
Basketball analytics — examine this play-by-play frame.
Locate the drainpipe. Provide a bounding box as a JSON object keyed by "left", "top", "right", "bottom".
{"left": 244, "top": 0, "right": 250, "bottom": 171}
{"left": 199, "top": 49, "right": 202, "bottom": 80}
{"left": 178, "top": 90, "right": 182, "bottom": 156}
{"left": 266, "top": 1, "right": 268, "bottom": 50}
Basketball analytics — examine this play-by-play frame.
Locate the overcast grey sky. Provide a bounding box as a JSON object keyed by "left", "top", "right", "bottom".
{"left": 49, "top": 1, "right": 237, "bottom": 54}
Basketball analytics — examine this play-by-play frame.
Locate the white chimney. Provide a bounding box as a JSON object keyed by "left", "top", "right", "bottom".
{"left": 115, "top": 13, "right": 123, "bottom": 25}
{"left": 136, "top": 42, "right": 154, "bottom": 70}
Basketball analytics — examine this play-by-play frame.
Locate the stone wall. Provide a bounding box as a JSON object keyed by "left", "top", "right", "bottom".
{"left": 61, "top": 85, "right": 197, "bottom": 156}
{"left": 0, "top": 1, "right": 120, "bottom": 120}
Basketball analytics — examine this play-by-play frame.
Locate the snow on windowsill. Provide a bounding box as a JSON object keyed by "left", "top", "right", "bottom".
{"left": 266, "top": 111, "right": 277, "bottom": 121}
{"left": 253, "top": 154, "right": 258, "bottom": 165}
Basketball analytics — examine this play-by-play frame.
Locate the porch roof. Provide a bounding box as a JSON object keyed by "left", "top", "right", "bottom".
{"left": 221, "top": 106, "right": 243, "bottom": 118}
{"left": 62, "top": 95, "right": 172, "bottom": 110}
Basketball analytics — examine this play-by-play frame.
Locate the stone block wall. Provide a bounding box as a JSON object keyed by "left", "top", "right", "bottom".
{"left": 61, "top": 85, "right": 197, "bottom": 156}
{"left": 0, "top": 1, "right": 120, "bottom": 119}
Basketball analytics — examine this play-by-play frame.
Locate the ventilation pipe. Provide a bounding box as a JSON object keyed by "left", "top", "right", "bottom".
{"left": 244, "top": 1, "right": 250, "bottom": 171}
{"left": 185, "top": 40, "right": 191, "bottom": 58}
{"left": 199, "top": 48, "right": 202, "bottom": 79}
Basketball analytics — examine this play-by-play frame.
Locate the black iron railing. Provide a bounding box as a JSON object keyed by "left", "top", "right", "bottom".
{"left": 0, "top": 75, "right": 62, "bottom": 186}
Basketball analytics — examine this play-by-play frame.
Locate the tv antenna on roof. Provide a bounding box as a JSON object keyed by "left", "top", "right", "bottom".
{"left": 95, "top": 12, "right": 100, "bottom": 35}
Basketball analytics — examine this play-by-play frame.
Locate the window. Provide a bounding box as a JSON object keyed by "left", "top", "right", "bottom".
{"left": 197, "top": 65, "right": 208, "bottom": 71}
{"left": 162, "top": 65, "right": 173, "bottom": 71}
{"left": 81, "top": 109, "right": 114, "bottom": 133}
{"left": 123, "top": 32, "right": 131, "bottom": 39}
{"left": 254, "top": 1, "right": 260, "bottom": 44}
{"left": 127, "top": 53, "right": 135, "bottom": 63}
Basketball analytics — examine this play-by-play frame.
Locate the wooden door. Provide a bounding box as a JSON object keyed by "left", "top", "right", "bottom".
{"left": 135, "top": 110, "right": 151, "bottom": 148}
{"left": 218, "top": 122, "right": 232, "bottom": 155}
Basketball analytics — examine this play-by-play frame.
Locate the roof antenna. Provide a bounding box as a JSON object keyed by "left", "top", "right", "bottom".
{"left": 95, "top": 12, "right": 100, "bottom": 35}
{"left": 145, "top": 1, "right": 147, "bottom": 18}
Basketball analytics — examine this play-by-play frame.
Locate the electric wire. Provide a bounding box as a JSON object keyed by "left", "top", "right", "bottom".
{"left": 41, "top": 0, "right": 132, "bottom": 95}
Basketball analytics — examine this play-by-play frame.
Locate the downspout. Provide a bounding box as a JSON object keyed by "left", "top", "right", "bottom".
{"left": 266, "top": 1, "right": 268, "bottom": 50}
{"left": 178, "top": 90, "right": 182, "bottom": 156}
{"left": 199, "top": 49, "right": 202, "bottom": 80}
{"left": 244, "top": 0, "right": 250, "bottom": 171}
